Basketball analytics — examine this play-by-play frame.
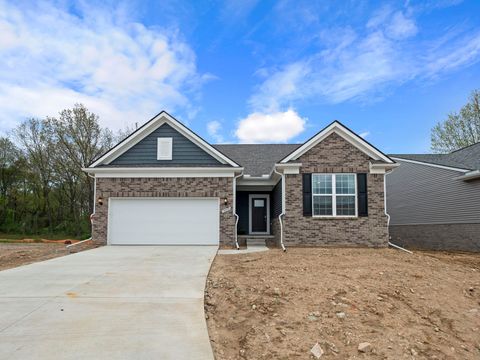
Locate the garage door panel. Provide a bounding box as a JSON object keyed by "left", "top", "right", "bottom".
{"left": 108, "top": 198, "right": 219, "bottom": 245}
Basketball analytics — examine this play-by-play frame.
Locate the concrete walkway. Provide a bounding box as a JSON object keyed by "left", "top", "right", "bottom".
{"left": 218, "top": 245, "right": 270, "bottom": 255}
{"left": 0, "top": 246, "right": 217, "bottom": 360}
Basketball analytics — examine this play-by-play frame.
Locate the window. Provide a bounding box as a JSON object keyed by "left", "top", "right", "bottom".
{"left": 312, "top": 174, "right": 356, "bottom": 217}
{"left": 157, "top": 138, "right": 173, "bottom": 160}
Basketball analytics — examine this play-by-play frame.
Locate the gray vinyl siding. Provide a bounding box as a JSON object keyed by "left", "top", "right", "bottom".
{"left": 110, "top": 123, "right": 223, "bottom": 166}
{"left": 386, "top": 160, "right": 480, "bottom": 225}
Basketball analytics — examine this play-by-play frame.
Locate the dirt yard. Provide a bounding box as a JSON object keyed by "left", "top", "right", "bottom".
{"left": 205, "top": 248, "right": 480, "bottom": 359}
{"left": 0, "top": 242, "right": 96, "bottom": 271}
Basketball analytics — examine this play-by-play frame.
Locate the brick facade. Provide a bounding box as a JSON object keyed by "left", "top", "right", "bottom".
{"left": 390, "top": 223, "right": 480, "bottom": 252}
{"left": 92, "top": 177, "right": 235, "bottom": 246}
{"left": 92, "top": 133, "right": 389, "bottom": 248}
{"left": 282, "top": 132, "right": 389, "bottom": 247}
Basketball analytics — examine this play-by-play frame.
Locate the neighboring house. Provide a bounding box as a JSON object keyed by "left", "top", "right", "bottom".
{"left": 83, "top": 111, "right": 397, "bottom": 248}
{"left": 387, "top": 143, "right": 480, "bottom": 252}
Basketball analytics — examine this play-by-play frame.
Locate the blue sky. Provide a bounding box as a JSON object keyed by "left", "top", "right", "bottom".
{"left": 1, "top": 0, "right": 479, "bottom": 153}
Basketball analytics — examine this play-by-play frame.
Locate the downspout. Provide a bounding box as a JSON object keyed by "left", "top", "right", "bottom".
{"left": 233, "top": 171, "right": 243, "bottom": 250}
{"left": 273, "top": 167, "right": 287, "bottom": 252}
{"left": 384, "top": 170, "right": 391, "bottom": 228}
{"left": 384, "top": 169, "right": 412, "bottom": 254}
{"left": 87, "top": 173, "right": 96, "bottom": 237}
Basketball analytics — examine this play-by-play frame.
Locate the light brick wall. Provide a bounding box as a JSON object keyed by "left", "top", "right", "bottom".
{"left": 92, "top": 177, "right": 235, "bottom": 246}
{"left": 283, "top": 132, "right": 389, "bottom": 247}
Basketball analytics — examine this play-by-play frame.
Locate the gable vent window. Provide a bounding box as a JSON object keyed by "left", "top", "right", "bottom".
{"left": 157, "top": 137, "right": 173, "bottom": 160}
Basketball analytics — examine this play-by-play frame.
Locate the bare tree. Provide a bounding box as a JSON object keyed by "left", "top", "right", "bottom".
{"left": 431, "top": 90, "right": 480, "bottom": 153}
{"left": 50, "top": 104, "right": 114, "bottom": 219}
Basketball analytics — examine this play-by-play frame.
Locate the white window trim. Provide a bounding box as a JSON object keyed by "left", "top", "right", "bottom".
{"left": 248, "top": 194, "right": 270, "bottom": 235}
{"left": 312, "top": 173, "right": 358, "bottom": 218}
{"left": 157, "top": 137, "right": 173, "bottom": 160}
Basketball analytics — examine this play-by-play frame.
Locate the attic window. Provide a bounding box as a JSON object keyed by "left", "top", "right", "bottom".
{"left": 157, "top": 138, "right": 173, "bottom": 160}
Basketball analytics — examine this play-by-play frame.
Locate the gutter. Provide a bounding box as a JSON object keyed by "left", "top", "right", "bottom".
{"left": 454, "top": 169, "right": 480, "bottom": 181}
{"left": 233, "top": 171, "right": 244, "bottom": 250}
{"left": 273, "top": 167, "right": 287, "bottom": 252}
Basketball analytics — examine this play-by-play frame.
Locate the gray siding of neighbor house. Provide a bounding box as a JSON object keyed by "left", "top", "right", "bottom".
{"left": 110, "top": 123, "right": 223, "bottom": 166}
{"left": 386, "top": 159, "right": 480, "bottom": 252}
{"left": 386, "top": 160, "right": 480, "bottom": 225}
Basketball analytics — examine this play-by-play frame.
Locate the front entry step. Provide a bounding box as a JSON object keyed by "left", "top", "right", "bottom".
{"left": 239, "top": 235, "right": 274, "bottom": 247}
{"left": 247, "top": 239, "right": 267, "bottom": 246}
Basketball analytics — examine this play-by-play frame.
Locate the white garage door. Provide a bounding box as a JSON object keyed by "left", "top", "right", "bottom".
{"left": 108, "top": 198, "right": 219, "bottom": 245}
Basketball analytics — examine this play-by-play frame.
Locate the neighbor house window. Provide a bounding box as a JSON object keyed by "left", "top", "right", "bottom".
{"left": 312, "top": 174, "right": 356, "bottom": 217}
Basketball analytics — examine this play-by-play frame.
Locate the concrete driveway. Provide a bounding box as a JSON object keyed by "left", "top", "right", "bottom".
{"left": 0, "top": 246, "right": 217, "bottom": 360}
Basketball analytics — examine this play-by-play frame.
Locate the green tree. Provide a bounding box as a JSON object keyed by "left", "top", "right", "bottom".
{"left": 3, "top": 104, "right": 130, "bottom": 238}
{"left": 431, "top": 89, "right": 480, "bottom": 153}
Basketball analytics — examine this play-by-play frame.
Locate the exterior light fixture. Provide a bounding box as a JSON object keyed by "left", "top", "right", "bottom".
{"left": 223, "top": 197, "right": 228, "bottom": 205}
{"left": 97, "top": 196, "right": 104, "bottom": 206}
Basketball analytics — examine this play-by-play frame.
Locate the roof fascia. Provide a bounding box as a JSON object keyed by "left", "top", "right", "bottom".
{"left": 280, "top": 121, "right": 394, "bottom": 164}
{"left": 90, "top": 111, "right": 239, "bottom": 168}
{"left": 391, "top": 157, "right": 470, "bottom": 172}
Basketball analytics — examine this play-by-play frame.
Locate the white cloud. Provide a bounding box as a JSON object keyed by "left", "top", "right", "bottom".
{"left": 0, "top": 1, "right": 206, "bottom": 133}
{"left": 206, "top": 120, "right": 224, "bottom": 143}
{"left": 359, "top": 131, "right": 370, "bottom": 138}
{"left": 235, "top": 109, "right": 306, "bottom": 143}
{"left": 385, "top": 12, "right": 418, "bottom": 40}
{"left": 249, "top": 7, "right": 480, "bottom": 109}
{"left": 249, "top": 62, "right": 310, "bottom": 111}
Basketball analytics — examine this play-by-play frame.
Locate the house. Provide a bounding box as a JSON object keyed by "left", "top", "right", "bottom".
{"left": 387, "top": 143, "right": 480, "bottom": 252}
{"left": 83, "top": 111, "right": 397, "bottom": 248}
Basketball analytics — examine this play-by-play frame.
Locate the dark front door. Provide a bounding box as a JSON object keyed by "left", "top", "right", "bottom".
{"left": 251, "top": 197, "right": 267, "bottom": 233}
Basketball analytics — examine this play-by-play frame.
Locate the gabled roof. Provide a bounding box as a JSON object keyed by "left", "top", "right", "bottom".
{"left": 391, "top": 142, "right": 480, "bottom": 171}
{"left": 279, "top": 120, "right": 395, "bottom": 164}
{"left": 214, "top": 144, "right": 301, "bottom": 176}
{"left": 89, "top": 111, "right": 240, "bottom": 168}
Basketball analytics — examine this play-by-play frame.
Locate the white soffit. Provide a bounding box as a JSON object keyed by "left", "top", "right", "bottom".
{"left": 82, "top": 167, "right": 243, "bottom": 178}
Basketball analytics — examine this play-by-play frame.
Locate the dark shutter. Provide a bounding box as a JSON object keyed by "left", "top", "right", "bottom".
{"left": 357, "top": 173, "right": 368, "bottom": 217}
{"left": 302, "top": 173, "right": 312, "bottom": 217}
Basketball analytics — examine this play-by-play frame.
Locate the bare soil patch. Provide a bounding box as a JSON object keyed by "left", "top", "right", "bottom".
{"left": 205, "top": 248, "right": 480, "bottom": 359}
{"left": 0, "top": 242, "right": 96, "bottom": 271}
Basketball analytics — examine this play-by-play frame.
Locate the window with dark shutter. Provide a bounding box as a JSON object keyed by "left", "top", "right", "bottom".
{"left": 357, "top": 173, "right": 368, "bottom": 217}
{"left": 302, "top": 173, "right": 312, "bottom": 216}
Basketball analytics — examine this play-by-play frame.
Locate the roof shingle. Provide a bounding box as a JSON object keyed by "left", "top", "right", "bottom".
{"left": 213, "top": 144, "right": 301, "bottom": 176}
{"left": 390, "top": 142, "right": 480, "bottom": 170}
